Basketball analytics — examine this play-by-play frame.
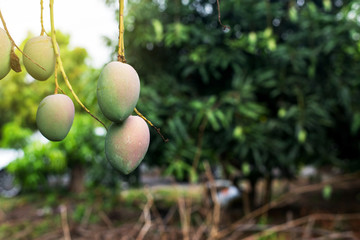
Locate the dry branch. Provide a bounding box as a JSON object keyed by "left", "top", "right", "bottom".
{"left": 60, "top": 204, "right": 72, "bottom": 240}
{"left": 136, "top": 189, "right": 154, "bottom": 240}
{"left": 243, "top": 213, "right": 360, "bottom": 240}
{"left": 204, "top": 162, "right": 221, "bottom": 240}
{"left": 217, "top": 172, "right": 360, "bottom": 238}
{"left": 178, "top": 196, "right": 190, "bottom": 240}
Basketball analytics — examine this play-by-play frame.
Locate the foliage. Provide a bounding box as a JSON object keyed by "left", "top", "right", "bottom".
{"left": 104, "top": 0, "right": 360, "bottom": 181}
{"left": 0, "top": 121, "right": 32, "bottom": 149}
{"left": 6, "top": 113, "right": 123, "bottom": 191}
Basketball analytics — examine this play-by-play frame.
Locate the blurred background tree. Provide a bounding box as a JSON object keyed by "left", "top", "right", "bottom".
{"left": 104, "top": 0, "right": 360, "bottom": 207}
{"left": 1, "top": 0, "right": 359, "bottom": 209}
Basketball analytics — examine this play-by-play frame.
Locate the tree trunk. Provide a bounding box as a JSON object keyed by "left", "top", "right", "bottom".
{"left": 263, "top": 175, "right": 273, "bottom": 206}
{"left": 249, "top": 178, "right": 257, "bottom": 210}
{"left": 69, "top": 165, "right": 85, "bottom": 193}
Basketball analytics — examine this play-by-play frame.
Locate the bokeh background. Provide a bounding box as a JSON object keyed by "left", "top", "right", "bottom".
{"left": 1, "top": 0, "right": 360, "bottom": 239}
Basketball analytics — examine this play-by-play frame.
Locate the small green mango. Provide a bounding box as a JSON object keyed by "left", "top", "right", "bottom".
{"left": 0, "top": 28, "right": 11, "bottom": 80}
{"left": 97, "top": 61, "right": 140, "bottom": 122}
{"left": 23, "top": 36, "right": 56, "bottom": 81}
{"left": 105, "top": 116, "right": 150, "bottom": 174}
{"left": 36, "top": 94, "right": 75, "bottom": 141}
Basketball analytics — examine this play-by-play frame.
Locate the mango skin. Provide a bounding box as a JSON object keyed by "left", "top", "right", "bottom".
{"left": 97, "top": 61, "right": 140, "bottom": 122}
{"left": 23, "top": 36, "right": 56, "bottom": 81}
{"left": 36, "top": 94, "right": 75, "bottom": 141}
{"left": 0, "top": 28, "right": 11, "bottom": 80}
{"left": 105, "top": 116, "right": 150, "bottom": 174}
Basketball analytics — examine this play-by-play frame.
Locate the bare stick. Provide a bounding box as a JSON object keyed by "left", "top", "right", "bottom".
{"left": 216, "top": 0, "right": 230, "bottom": 30}
{"left": 134, "top": 108, "right": 169, "bottom": 143}
{"left": 118, "top": 0, "right": 126, "bottom": 63}
{"left": 100, "top": 210, "right": 113, "bottom": 229}
{"left": 60, "top": 204, "right": 72, "bottom": 240}
{"left": 54, "top": 60, "right": 64, "bottom": 94}
{"left": 204, "top": 162, "right": 221, "bottom": 240}
{"left": 178, "top": 196, "right": 190, "bottom": 240}
{"left": 217, "top": 172, "right": 360, "bottom": 238}
{"left": 150, "top": 203, "right": 168, "bottom": 240}
{"left": 40, "top": 0, "right": 46, "bottom": 35}
{"left": 136, "top": 189, "right": 153, "bottom": 240}
{"left": 243, "top": 213, "right": 360, "bottom": 240}
{"left": 49, "top": 0, "right": 107, "bottom": 130}
{"left": 312, "top": 231, "right": 359, "bottom": 240}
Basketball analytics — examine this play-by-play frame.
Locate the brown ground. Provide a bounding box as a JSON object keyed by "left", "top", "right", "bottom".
{"left": 1, "top": 173, "right": 360, "bottom": 240}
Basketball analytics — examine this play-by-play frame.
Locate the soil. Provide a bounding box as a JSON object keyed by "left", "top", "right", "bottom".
{"left": 1, "top": 174, "right": 360, "bottom": 240}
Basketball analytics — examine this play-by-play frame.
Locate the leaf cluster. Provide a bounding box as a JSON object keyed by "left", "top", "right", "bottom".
{"left": 113, "top": 0, "right": 360, "bottom": 180}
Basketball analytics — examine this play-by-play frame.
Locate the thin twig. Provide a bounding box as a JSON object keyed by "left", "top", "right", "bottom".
{"left": 163, "top": 205, "right": 177, "bottom": 225}
{"left": 204, "top": 162, "right": 221, "bottom": 240}
{"left": 312, "top": 231, "right": 359, "bottom": 240}
{"left": 178, "top": 196, "right": 190, "bottom": 240}
{"left": 49, "top": 0, "right": 107, "bottom": 131}
{"left": 118, "top": 0, "right": 126, "bottom": 63}
{"left": 136, "top": 189, "right": 153, "bottom": 240}
{"left": 193, "top": 224, "right": 207, "bottom": 240}
{"left": 0, "top": 10, "right": 45, "bottom": 71}
{"left": 216, "top": 0, "right": 230, "bottom": 30}
{"left": 243, "top": 213, "right": 360, "bottom": 240}
{"left": 302, "top": 215, "right": 316, "bottom": 239}
{"left": 217, "top": 172, "right": 360, "bottom": 239}
{"left": 40, "top": 0, "right": 46, "bottom": 35}
{"left": 134, "top": 108, "right": 169, "bottom": 143}
{"left": 80, "top": 206, "right": 93, "bottom": 227}
{"left": 99, "top": 210, "right": 113, "bottom": 229}
{"left": 150, "top": 203, "right": 168, "bottom": 240}
{"left": 60, "top": 204, "right": 72, "bottom": 240}
{"left": 12, "top": 225, "right": 33, "bottom": 240}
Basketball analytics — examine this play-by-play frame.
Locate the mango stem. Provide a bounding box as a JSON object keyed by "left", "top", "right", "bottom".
{"left": 134, "top": 108, "right": 169, "bottom": 143}
{"left": 0, "top": 10, "right": 45, "bottom": 71}
{"left": 49, "top": 0, "right": 107, "bottom": 131}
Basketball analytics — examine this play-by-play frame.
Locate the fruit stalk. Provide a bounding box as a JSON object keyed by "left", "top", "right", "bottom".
{"left": 40, "top": 0, "right": 46, "bottom": 36}
{"left": 134, "top": 108, "right": 169, "bottom": 143}
{"left": 115, "top": 0, "right": 168, "bottom": 142}
{"left": 49, "top": 0, "right": 107, "bottom": 130}
{"left": 118, "top": 0, "right": 126, "bottom": 63}
{"left": 0, "top": 10, "right": 45, "bottom": 71}
{"left": 54, "top": 61, "right": 64, "bottom": 94}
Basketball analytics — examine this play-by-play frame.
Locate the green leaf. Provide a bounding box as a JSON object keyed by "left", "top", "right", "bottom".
{"left": 322, "top": 185, "right": 332, "bottom": 200}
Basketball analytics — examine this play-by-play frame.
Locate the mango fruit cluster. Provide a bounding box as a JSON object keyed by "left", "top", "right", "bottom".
{"left": 1, "top": 27, "right": 150, "bottom": 174}
{"left": 1, "top": 28, "right": 74, "bottom": 141}
{"left": 97, "top": 61, "right": 150, "bottom": 174}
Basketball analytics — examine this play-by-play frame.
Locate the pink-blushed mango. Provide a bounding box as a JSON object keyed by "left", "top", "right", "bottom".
{"left": 23, "top": 36, "right": 56, "bottom": 81}
{"left": 97, "top": 61, "right": 140, "bottom": 122}
{"left": 105, "top": 116, "right": 150, "bottom": 174}
{"left": 36, "top": 94, "right": 75, "bottom": 141}
{"left": 0, "top": 28, "right": 11, "bottom": 80}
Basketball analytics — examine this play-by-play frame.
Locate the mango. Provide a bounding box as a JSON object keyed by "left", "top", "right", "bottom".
{"left": 97, "top": 61, "right": 140, "bottom": 122}
{"left": 0, "top": 28, "right": 11, "bottom": 80}
{"left": 36, "top": 94, "right": 75, "bottom": 141}
{"left": 23, "top": 36, "right": 56, "bottom": 81}
{"left": 105, "top": 116, "right": 150, "bottom": 174}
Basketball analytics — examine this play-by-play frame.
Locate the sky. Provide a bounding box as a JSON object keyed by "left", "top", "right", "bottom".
{"left": 0, "top": 0, "right": 119, "bottom": 68}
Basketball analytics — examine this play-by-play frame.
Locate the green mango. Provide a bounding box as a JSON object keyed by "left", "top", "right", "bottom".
{"left": 97, "top": 61, "right": 140, "bottom": 122}
{"left": 105, "top": 116, "right": 150, "bottom": 174}
{"left": 23, "top": 36, "right": 56, "bottom": 81}
{"left": 36, "top": 94, "right": 75, "bottom": 141}
{"left": 0, "top": 28, "right": 11, "bottom": 80}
